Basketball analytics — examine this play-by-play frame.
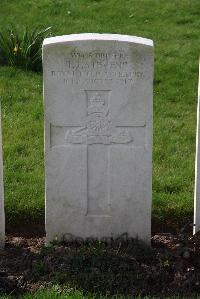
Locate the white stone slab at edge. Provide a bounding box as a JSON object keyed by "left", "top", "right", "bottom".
{"left": 43, "top": 33, "right": 153, "bottom": 47}
{"left": 43, "top": 33, "right": 154, "bottom": 243}
{"left": 194, "top": 58, "right": 200, "bottom": 234}
{"left": 0, "top": 104, "right": 4, "bottom": 248}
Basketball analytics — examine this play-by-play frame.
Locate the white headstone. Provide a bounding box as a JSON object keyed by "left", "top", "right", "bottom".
{"left": 0, "top": 105, "right": 4, "bottom": 248}
{"left": 43, "top": 33, "right": 154, "bottom": 243}
{"left": 194, "top": 59, "right": 200, "bottom": 234}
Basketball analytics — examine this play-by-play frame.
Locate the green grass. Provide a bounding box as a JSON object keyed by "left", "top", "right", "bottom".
{"left": 0, "top": 67, "right": 44, "bottom": 225}
{"left": 0, "top": 0, "right": 199, "bottom": 226}
{"left": 0, "top": 286, "right": 198, "bottom": 299}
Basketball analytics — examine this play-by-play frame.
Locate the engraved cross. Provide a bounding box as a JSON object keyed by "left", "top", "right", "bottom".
{"left": 50, "top": 90, "right": 136, "bottom": 216}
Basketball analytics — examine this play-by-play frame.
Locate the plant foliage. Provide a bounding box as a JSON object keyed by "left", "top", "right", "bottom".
{"left": 0, "top": 26, "right": 51, "bottom": 71}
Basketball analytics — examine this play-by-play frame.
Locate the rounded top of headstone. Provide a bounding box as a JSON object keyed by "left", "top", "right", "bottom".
{"left": 43, "top": 33, "right": 153, "bottom": 47}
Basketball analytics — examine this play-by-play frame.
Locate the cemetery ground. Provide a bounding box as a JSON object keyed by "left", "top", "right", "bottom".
{"left": 0, "top": 0, "right": 200, "bottom": 298}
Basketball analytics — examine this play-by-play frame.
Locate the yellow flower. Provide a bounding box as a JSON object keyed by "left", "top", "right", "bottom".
{"left": 13, "top": 45, "right": 21, "bottom": 54}
{"left": 13, "top": 46, "right": 18, "bottom": 53}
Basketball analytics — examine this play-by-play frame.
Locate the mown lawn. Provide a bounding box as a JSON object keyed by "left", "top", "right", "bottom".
{"left": 0, "top": 0, "right": 199, "bottom": 227}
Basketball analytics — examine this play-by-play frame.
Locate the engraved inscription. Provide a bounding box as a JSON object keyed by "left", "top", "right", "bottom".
{"left": 50, "top": 50, "right": 145, "bottom": 85}
{"left": 65, "top": 90, "right": 133, "bottom": 145}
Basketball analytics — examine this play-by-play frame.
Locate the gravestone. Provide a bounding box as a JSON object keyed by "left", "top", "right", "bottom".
{"left": 43, "top": 33, "right": 154, "bottom": 243}
{"left": 194, "top": 60, "right": 200, "bottom": 234}
{"left": 0, "top": 105, "right": 4, "bottom": 248}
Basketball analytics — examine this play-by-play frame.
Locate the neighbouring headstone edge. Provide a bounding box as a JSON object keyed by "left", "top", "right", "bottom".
{"left": 0, "top": 102, "right": 4, "bottom": 248}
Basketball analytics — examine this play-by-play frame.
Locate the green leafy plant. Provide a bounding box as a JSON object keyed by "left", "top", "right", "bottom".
{"left": 0, "top": 26, "right": 51, "bottom": 71}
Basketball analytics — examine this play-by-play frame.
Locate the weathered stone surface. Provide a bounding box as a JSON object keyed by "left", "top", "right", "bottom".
{"left": 0, "top": 105, "right": 4, "bottom": 248}
{"left": 194, "top": 61, "right": 200, "bottom": 234}
{"left": 43, "top": 33, "right": 154, "bottom": 243}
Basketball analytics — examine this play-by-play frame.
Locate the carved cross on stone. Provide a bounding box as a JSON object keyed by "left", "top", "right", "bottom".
{"left": 65, "top": 90, "right": 133, "bottom": 145}
{"left": 50, "top": 90, "right": 143, "bottom": 216}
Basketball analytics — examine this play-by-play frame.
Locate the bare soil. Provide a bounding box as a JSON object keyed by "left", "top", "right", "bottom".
{"left": 1, "top": 224, "right": 200, "bottom": 297}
